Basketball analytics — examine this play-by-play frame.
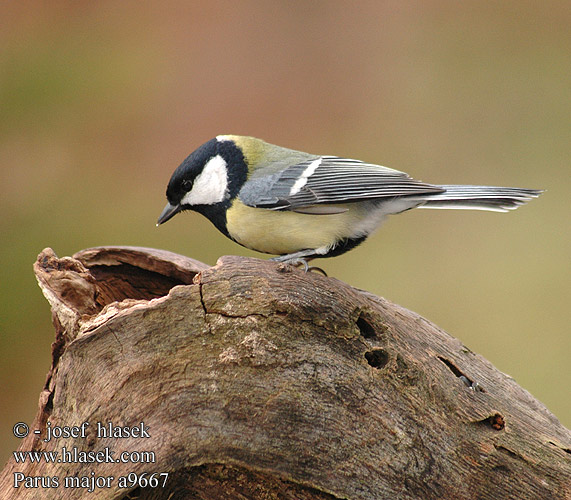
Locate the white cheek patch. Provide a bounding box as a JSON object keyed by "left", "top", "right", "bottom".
{"left": 289, "top": 158, "right": 321, "bottom": 196}
{"left": 181, "top": 155, "right": 229, "bottom": 206}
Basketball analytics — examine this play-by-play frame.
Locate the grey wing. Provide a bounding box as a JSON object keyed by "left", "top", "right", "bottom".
{"left": 238, "top": 156, "right": 445, "bottom": 212}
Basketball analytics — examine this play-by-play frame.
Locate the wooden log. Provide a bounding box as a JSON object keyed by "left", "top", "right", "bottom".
{"left": 1, "top": 246, "right": 569, "bottom": 499}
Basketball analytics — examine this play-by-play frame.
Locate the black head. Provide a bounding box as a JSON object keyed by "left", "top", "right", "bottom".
{"left": 157, "top": 136, "right": 248, "bottom": 232}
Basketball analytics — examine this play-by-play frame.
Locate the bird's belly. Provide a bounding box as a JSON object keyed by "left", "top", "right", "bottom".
{"left": 225, "top": 201, "right": 387, "bottom": 255}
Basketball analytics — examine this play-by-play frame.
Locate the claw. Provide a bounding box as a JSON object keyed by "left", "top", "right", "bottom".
{"left": 291, "top": 258, "right": 310, "bottom": 272}
{"left": 306, "top": 264, "right": 328, "bottom": 276}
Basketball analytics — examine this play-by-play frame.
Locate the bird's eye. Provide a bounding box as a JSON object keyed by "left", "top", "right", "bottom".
{"left": 182, "top": 179, "right": 193, "bottom": 191}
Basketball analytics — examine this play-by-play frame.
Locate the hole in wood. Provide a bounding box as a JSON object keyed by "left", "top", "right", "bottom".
{"left": 475, "top": 413, "right": 506, "bottom": 431}
{"left": 489, "top": 414, "right": 506, "bottom": 431}
{"left": 89, "top": 264, "right": 188, "bottom": 303}
{"left": 437, "top": 356, "right": 465, "bottom": 378}
{"left": 437, "top": 355, "right": 484, "bottom": 391}
{"left": 365, "top": 348, "right": 389, "bottom": 369}
{"left": 356, "top": 313, "right": 377, "bottom": 339}
{"left": 548, "top": 442, "right": 571, "bottom": 455}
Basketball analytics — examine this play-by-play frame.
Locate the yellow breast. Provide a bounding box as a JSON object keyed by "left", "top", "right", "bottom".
{"left": 225, "top": 200, "right": 370, "bottom": 255}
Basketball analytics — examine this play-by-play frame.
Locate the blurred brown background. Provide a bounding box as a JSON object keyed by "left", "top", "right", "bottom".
{"left": 1, "top": 1, "right": 569, "bottom": 465}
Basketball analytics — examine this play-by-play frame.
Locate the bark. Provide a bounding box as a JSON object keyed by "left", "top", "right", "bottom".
{"left": 1, "top": 246, "right": 569, "bottom": 500}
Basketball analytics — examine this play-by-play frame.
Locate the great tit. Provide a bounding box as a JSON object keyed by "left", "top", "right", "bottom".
{"left": 157, "top": 135, "right": 541, "bottom": 263}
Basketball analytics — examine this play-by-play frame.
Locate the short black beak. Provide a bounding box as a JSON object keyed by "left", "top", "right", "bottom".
{"left": 157, "top": 203, "right": 182, "bottom": 226}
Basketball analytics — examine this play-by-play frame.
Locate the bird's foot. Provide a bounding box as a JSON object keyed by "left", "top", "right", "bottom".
{"left": 271, "top": 257, "right": 328, "bottom": 276}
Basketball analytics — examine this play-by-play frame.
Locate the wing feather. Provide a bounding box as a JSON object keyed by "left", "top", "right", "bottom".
{"left": 238, "top": 156, "right": 444, "bottom": 210}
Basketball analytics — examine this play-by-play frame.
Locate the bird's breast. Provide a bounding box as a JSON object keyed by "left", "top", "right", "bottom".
{"left": 225, "top": 200, "right": 387, "bottom": 255}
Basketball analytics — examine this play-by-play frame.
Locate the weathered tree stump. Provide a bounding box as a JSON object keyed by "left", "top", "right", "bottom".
{"left": 1, "top": 246, "right": 569, "bottom": 499}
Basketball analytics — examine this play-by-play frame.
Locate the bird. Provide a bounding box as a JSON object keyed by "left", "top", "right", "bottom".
{"left": 157, "top": 135, "right": 541, "bottom": 265}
